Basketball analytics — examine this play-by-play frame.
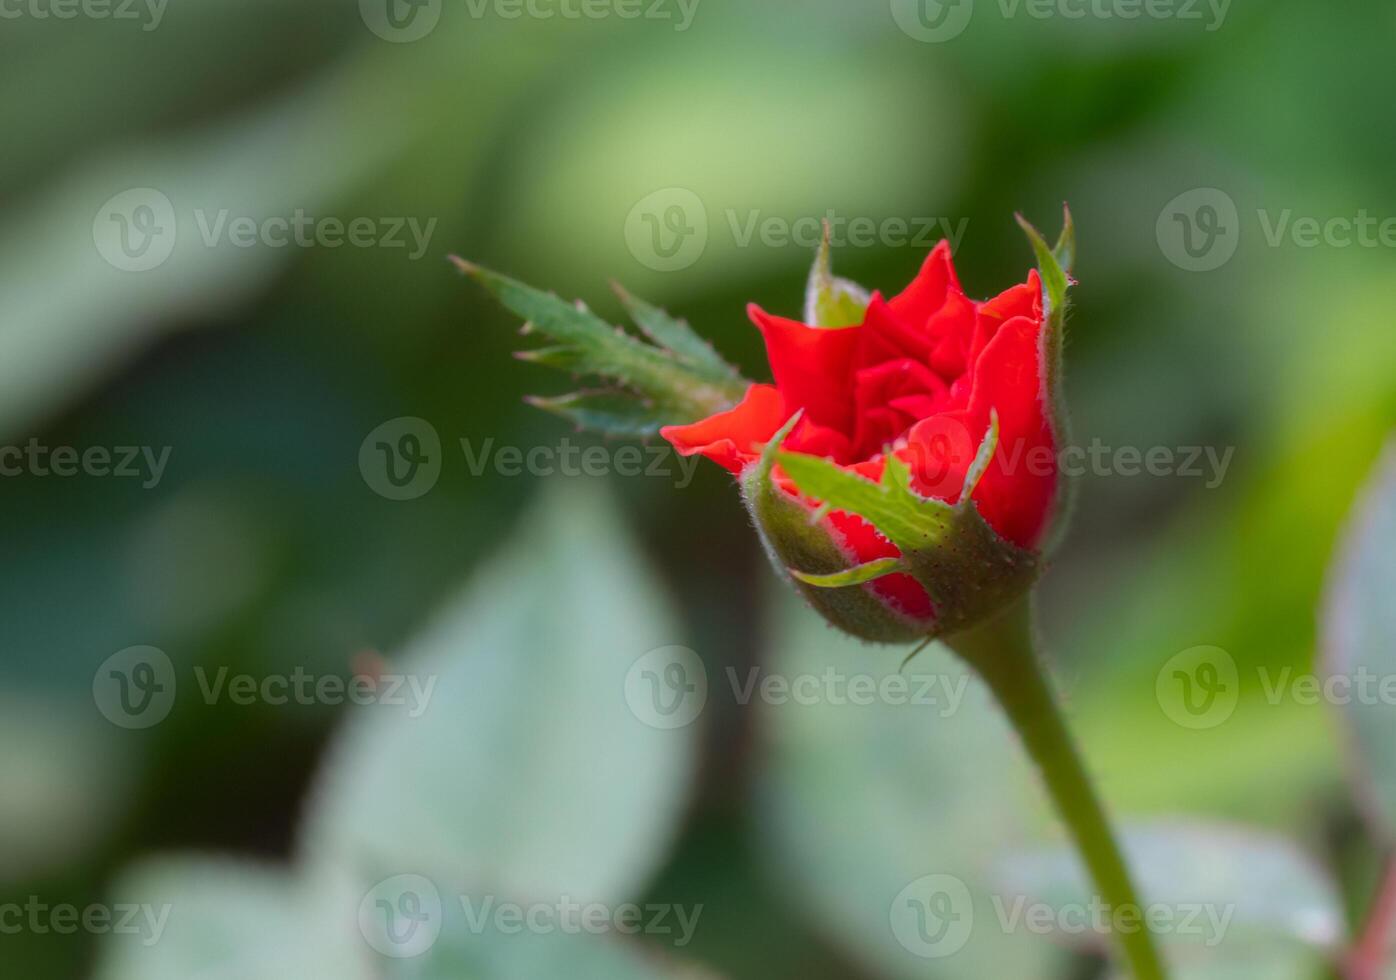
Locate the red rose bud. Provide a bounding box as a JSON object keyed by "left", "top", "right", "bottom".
{"left": 662, "top": 210, "right": 1075, "bottom": 643}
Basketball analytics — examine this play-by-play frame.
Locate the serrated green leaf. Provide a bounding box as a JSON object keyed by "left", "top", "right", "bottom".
{"left": 611, "top": 282, "right": 742, "bottom": 383}
{"left": 804, "top": 221, "right": 871, "bottom": 328}
{"left": 457, "top": 258, "right": 747, "bottom": 431}
{"left": 527, "top": 391, "right": 679, "bottom": 436}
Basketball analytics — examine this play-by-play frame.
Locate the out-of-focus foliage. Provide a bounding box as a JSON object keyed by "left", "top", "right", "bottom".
{"left": 1324, "top": 444, "right": 1396, "bottom": 841}
{"left": 92, "top": 486, "right": 703, "bottom": 980}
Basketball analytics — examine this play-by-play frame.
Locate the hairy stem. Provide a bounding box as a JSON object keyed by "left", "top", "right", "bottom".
{"left": 947, "top": 597, "right": 1168, "bottom": 980}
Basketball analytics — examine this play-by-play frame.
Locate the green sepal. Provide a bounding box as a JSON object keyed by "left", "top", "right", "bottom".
{"left": 775, "top": 413, "right": 1040, "bottom": 641}
{"left": 740, "top": 415, "right": 932, "bottom": 643}
{"left": 454, "top": 257, "right": 749, "bottom": 436}
{"left": 804, "top": 220, "right": 871, "bottom": 328}
{"left": 790, "top": 557, "right": 907, "bottom": 588}
{"left": 1015, "top": 205, "right": 1075, "bottom": 555}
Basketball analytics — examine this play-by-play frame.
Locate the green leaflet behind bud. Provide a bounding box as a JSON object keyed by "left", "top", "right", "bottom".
{"left": 804, "top": 220, "right": 871, "bottom": 328}
{"left": 454, "top": 256, "right": 749, "bottom": 436}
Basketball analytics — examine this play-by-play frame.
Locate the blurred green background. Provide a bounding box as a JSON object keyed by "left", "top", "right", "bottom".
{"left": 4, "top": 0, "right": 1396, "bottom": 977}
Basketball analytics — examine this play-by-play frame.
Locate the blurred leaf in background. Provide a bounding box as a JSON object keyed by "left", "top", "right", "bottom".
{"left": 93, "top": 483, "right": 705, "bottom": 979}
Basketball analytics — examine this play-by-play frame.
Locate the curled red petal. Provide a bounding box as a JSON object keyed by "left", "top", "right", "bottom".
{"left": 851, "top": 358, "right": 950, "bottom": 459}
{"left": 901, "top": 409, "right": 980, "bottom": 502}
{"left": 660, "top": 383, "right": 787, "bottom": 474}
{"left": 784, "top": 415, "right": 854, "bottom": 463}
{"left": 971, "top": 268, "right": 1041, "bottom": 366}
{"left": 748, "top": 303, "right": 859, "bottom": 434}
{"left": 857, "top": 293, "right": 928, "bottom": 367}
{"left": 963, "top": 313, "right": 1056, "bottom": 548}
{"left": 887, "top": 239, "right": 963, "bottom": 324}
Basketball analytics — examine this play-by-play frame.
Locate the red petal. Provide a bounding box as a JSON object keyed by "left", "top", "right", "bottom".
{"left": 660, "top": 384, "right": 788, "bottom": 474}
{"left": 856, "top": 293, "right": 930, "bottom": 367}
{"left": 901, "top": 409, "right": 980, "bottom": 502}
{"left": 748, "top": 303, "right": 859, "bottom": 434}
{"left": 971, "top": 269, "right": 1041, "bottom": 366}
{"left": 851, "top": 358, "right": 950, "bottom": 458}
{"left": 784, "top": 416, "right": 855, "bottom": 463}
{"left": 888, "top": 239, "right": 963, "bottom": 324}
{"left": 963, "top": 313, "right": 1056, "bottom": 548}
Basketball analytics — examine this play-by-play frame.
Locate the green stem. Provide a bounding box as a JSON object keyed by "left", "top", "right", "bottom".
{"left": 947, "top": 597, "right": 1168, "bottom": 980}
